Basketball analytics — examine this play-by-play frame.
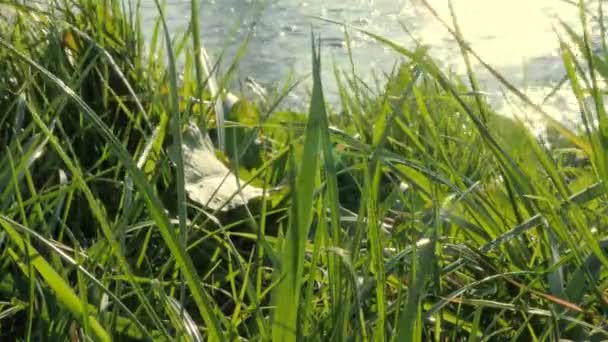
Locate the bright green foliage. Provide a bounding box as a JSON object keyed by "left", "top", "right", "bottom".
{"left": 1, "top": 0, "right": 608, "bottom": 341}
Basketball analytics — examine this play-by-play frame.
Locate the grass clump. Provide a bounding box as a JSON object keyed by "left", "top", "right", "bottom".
{"left": 1, "top": 0, "right": 608, "bottom": 341}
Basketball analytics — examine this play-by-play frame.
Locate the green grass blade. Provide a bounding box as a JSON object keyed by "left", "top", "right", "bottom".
{"left": 271, "top": 34, "right": 324, "bottom": 342}
{"left": 151, "top": 0, "right": 191, "bottom": 329}
{"left": 0, "top": 34, "right": 226, "bottom": 341}
{"left": 0, "top": 217, "right": 111, "bottom": 342}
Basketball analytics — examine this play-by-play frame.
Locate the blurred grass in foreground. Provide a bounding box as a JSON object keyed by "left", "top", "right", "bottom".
{"left": 1, "top": 0, "right": 608, "bottom": 340}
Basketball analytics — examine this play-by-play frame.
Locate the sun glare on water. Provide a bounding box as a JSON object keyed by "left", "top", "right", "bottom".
{"left": 415, "top": 0, "right": 599, "bottom": 127}
{"left": 419, "top": 0, "right": 584, "bottom": 73}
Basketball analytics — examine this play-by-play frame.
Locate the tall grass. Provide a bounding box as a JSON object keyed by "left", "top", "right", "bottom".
{"left": 1, "top": 0, "right": 608, "bottom": 340}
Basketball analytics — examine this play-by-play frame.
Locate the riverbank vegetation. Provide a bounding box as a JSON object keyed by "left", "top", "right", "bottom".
{"left": 1, "top": 0, "right": 608, "bottom": 340}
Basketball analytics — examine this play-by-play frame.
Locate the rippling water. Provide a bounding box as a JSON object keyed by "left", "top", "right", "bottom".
{"left": 142, "top": 0, "right": 602, "bottom": 125}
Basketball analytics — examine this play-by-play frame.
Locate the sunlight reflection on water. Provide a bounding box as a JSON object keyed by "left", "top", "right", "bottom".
{"left": 142, "top": 0, "right": 602, "bottom": 125}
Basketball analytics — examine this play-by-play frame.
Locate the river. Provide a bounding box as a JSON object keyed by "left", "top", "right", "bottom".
{"left": 141, "top": 0, "right": 602, "bottom": 127}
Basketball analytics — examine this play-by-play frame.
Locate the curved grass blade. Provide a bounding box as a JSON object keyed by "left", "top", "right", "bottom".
{"left": 0, "top": 36, "right": 226, "bottom": 340}
{"left": 0, "top": 217, "right": 111, "bottom": 342}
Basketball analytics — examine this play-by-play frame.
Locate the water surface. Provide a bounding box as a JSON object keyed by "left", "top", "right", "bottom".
{"left": 142, "top": 0, "right": 601, "bottom": 125}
